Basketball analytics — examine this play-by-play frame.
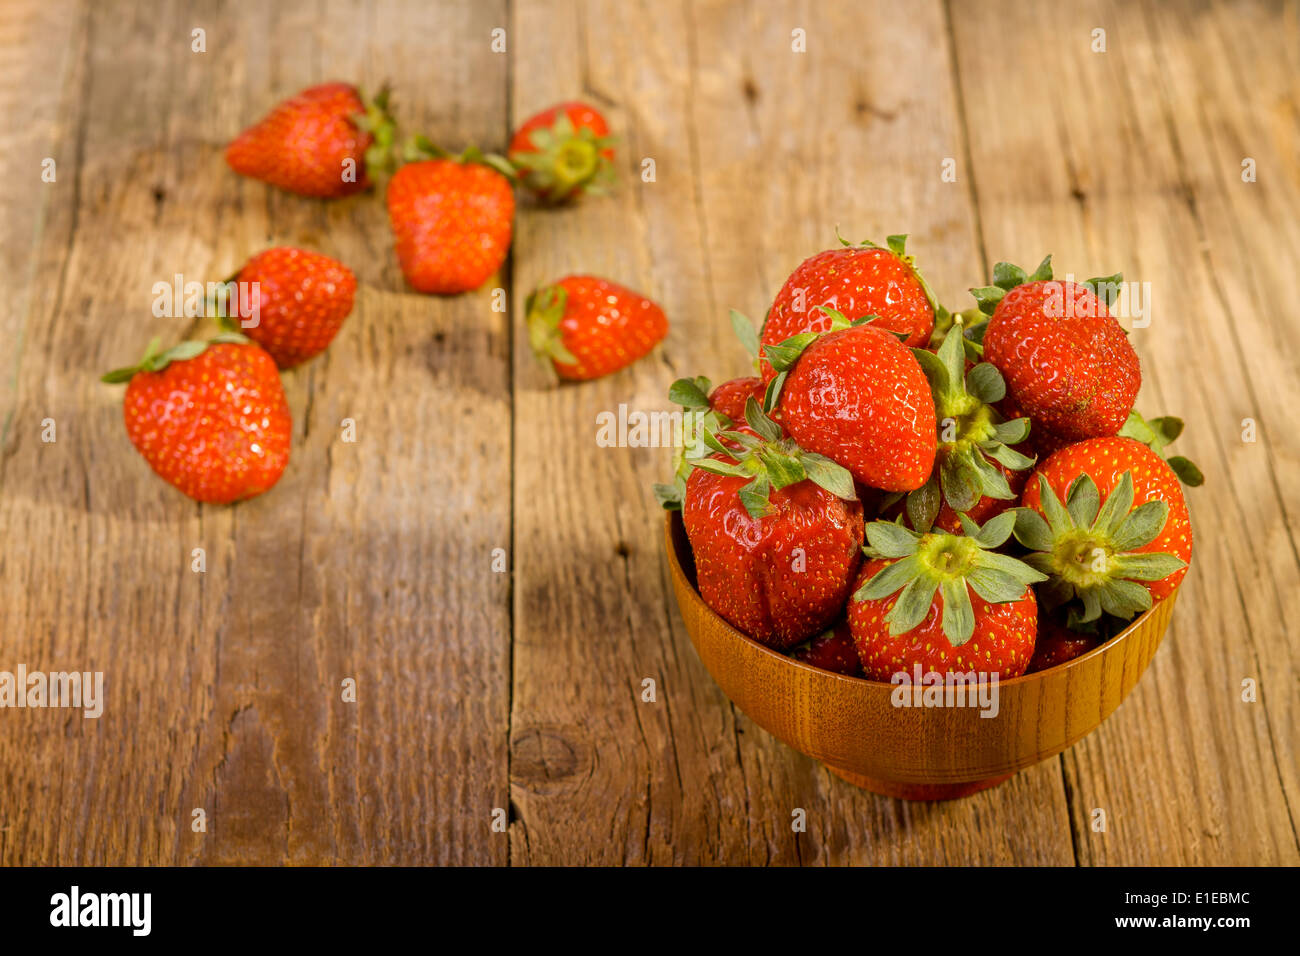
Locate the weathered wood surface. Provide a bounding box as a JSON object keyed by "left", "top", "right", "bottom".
{"left": 0, "top": 0, "right": 1294, "bottom": 865}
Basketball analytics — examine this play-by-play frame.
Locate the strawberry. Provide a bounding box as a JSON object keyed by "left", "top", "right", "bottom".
{"left": 760, "top": 235, "right": 939, "bottom": 381}
{"left": 681, "top": 405, "right": 864, "bottom": 649}
{"left": 706, "top": 376, "right": 766, "bottom": 423}
{"left": 508, "top": 101, "right": 615, "bottom": 202}
{"left": 848, "top": 514, "right": 1046, "bottom": 680}
{"left": 1025, "top": 611, "right": 1101, "bottom": 673}
{"left": 1015, "top": 436, "right": 1192, "bottom": 623}
{"left": 387, "top": 148, "right": 515, "bottom": 295}
{"left": 225, "top": 83, "right": 393, "bottom": 198}
{"left": 102, "top": 338, "right": 291, "bottom": 504}
{"left": 975, "top": 257, "right": 1139, "bottom": 441}
{"left": 791, "top": 620, "right": 862, "bottom": 676}
{"left": 891, "top": 319, "right": 1036, "bottom": 533}
{"left": 223, "top": 247, "right": 356, "bottom": 368}
{"left": 767, "top": 315, "right": 936, "bottom": 492}
{"left": 527, "top": 275, "right": 668, "bottom": 380}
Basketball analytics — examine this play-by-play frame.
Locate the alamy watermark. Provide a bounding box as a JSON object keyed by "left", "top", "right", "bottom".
{"left": 890, "top": 664, "right": 1000, "bottom": 718}
{"left": 151, "top": 274, "right": 260, "bottom": 328}
{"left": 596, "top": 405, "right": 709, "bottom": 448}
{"left": 0, "top": 665, "right": 103, "bottom": 718}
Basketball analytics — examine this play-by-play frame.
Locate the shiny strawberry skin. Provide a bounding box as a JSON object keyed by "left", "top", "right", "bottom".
{"left": 791, "top": 620, "right": 862, "bottom": 675}
{"left": 683, "top": 463, "right": 864, "bottom": 650}
{"left": 849, "top": 558, "right": 1037, "bottom": 679}
{"left": 122, "top": 344, "right": 291, "bottom": 504}
{"left": 984, "top": 280, "right": 1140, "bottom": 441}
{"left": 707, "top": 376, "right": 766, "bottom": 423}
{"left": 387, "top": 160, "right": 515, "bottom": 294}
{"left": 1021, "top": 436, "right": 1192, "bottom": 600}
{"left": 777, "top": 326, "right": 936, "bottom": 492}
{"left": 226, "top": 83, "right": 372, "bottom": 198}
{"left": 509, "top": 101, "right": 612, "bottom": 156}
{"left": 234, "top": 247, "right": 356, "bottom": 368}
{"left": 546, "top": 276, "right": 667, "bottom": 380}
{"left": 761, "top": 247, "right": 935, "bottom": 381}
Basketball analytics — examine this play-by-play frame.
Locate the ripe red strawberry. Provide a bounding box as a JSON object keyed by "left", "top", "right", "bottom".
{"left": 1025, "top": 613, "right": 1100, "bottom": 673}
{"left": 976, "top": 257, "right": 1139, "bottom": 441}
{"left": 848, "top": 514, "right": 1045, "bottom": 679}
{"left": 226, "top": 83, "right": 393, "bottom": 198}
{"left": 682, "top": 406, "right": 864, "bottom": 649}
{"left": 760, "top": 235, "right": 938, "bottom": 381}
{"left": 527, "top": 275, "right": 668, "bottom": 380}
{"left": 891, "top": 320, "right": 1036, "bottom": 532}
{"left": 1016, "top": 436, "right": 1192, "bottom": 622}
{"left": 791, "top": 620, "right": 862, "bottom": 676}
{"left": 102, "top": 338, "right": 291, "bottom": 504}
{"left": 225, "top": 247, "right": 356, "bottom": 368}
{"left": 769, "top": 320, "right": 936, "bottom": 492}
{"left": 387, "top": 154, "right": 515, "bottom": 294}
{"left": 707, "top": 376, "right": 766, "bottom": 423}
{"left": 508, "top": 101, "right": 615, "bottom": 202}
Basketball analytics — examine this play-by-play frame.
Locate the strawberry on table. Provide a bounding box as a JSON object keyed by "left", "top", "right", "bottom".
{"left": 102, "top": 337, "right": 292, "bottom": 504}
{"left": 848, "top": 513, "right": 1047, "bottom": 680}
{"left": 387, "top": 143, "right": 515, "bottom": 295}
{"left": 224, "top": 247, "right": 355, "bottom": 368}
{"left": 226, "top": 83, "right": 393, "bottom": 198}
{"left": 791, "top": 620, "right": 862, "bottom": 676}
{"left": 1015, "top": 435, "right": 1192, "bottom": 622}
{"left": 682, "top": 403, "right": 864, "bottom": 650}
{"left": 508, "top": 100, "right": 615, "bottom": 203}
{"left": 760, "top": 234, "right": 940, "bottom": 381}
{"left": 975, "top": 256, "right": 1140, "bottom": 441}
{"left": 527, "top": 275, "right": 668, "bottom": 381}
{"left": 767, "top": 314, "right": 936, "bottom": 492}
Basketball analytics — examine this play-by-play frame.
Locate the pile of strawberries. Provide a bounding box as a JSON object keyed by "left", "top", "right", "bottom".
{"left": 658, "top": 236, "right": 1200, "bottom": 678}
{"left": 105, "top": 85, "right": 670, "bottom": 504}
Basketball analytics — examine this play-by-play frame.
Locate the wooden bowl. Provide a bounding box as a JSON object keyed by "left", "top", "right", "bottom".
{"left": 665, "top": 512, "right": 1178, "bottom": 800}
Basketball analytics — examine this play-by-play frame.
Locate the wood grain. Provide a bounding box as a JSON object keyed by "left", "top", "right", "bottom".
{"left": 0, "top": 0, "right": 511, "bottom": 865}
{"left": 949, "top": 0, "right": 1299, "bottom": 865}
{"left": 0, "top": 0, "right": 1293, "bottom": 866}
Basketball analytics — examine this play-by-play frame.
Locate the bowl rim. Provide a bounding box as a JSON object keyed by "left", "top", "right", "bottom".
{"left": 664, "top": 510, "right": 1175, "bottom": 691}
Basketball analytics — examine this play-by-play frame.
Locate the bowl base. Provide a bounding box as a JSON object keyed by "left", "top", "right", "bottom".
{"left": 825, "top": 764, "right": 1015, "bottom": 801}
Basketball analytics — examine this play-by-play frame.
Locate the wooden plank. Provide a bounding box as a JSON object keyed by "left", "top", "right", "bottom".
{"left": 507, "top": 0, "right": 1074, "bottom": 865}
{"left": 0, "top": 0, "right": 511, "bottom": 865}
{"left": 949, "top": 0, "right": 1299, "bottom": 864}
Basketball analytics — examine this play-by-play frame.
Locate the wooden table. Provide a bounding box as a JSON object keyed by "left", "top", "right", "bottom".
{"left": 1, "top": 0, "right": 1296, "bottom": 866}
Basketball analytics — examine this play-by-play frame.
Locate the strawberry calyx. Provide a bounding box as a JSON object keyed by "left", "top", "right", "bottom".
{"left": 510, "top": 110, "right": 616, "bottom": 202}
{"left": 351, "top": 84, "right": 398, "bottom": 178}
{"left": 760, "top": 305, "right": 896, "bottom": 410}
{"left": 525, "top": 283, "right": 579, "bottom": 367}
{"left": 904, "top": 319, "right": 1035, "bottom": 530}
{"left": 970, "top": 255, "right": 1123, "bottom": 316}
{"left": 854, "top": 512, "right": 1046, "bottom": 646}
{"left": 1013, "top": 471, "right": 1187, "bottom": 623}
{"left": 1118, "top": 408, "right": 1205, "bottom": 487}
{"left": 653, "top": 376, "right": 731, "bottom": 511}
{"left": 688, "top": 399, "right": 857, "bottom": 519}
{"left": 401, "top": 135, "right": 517, "bottom": 180}
{"left": 101, "top": 333, "right": 250, "bottom": 384}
